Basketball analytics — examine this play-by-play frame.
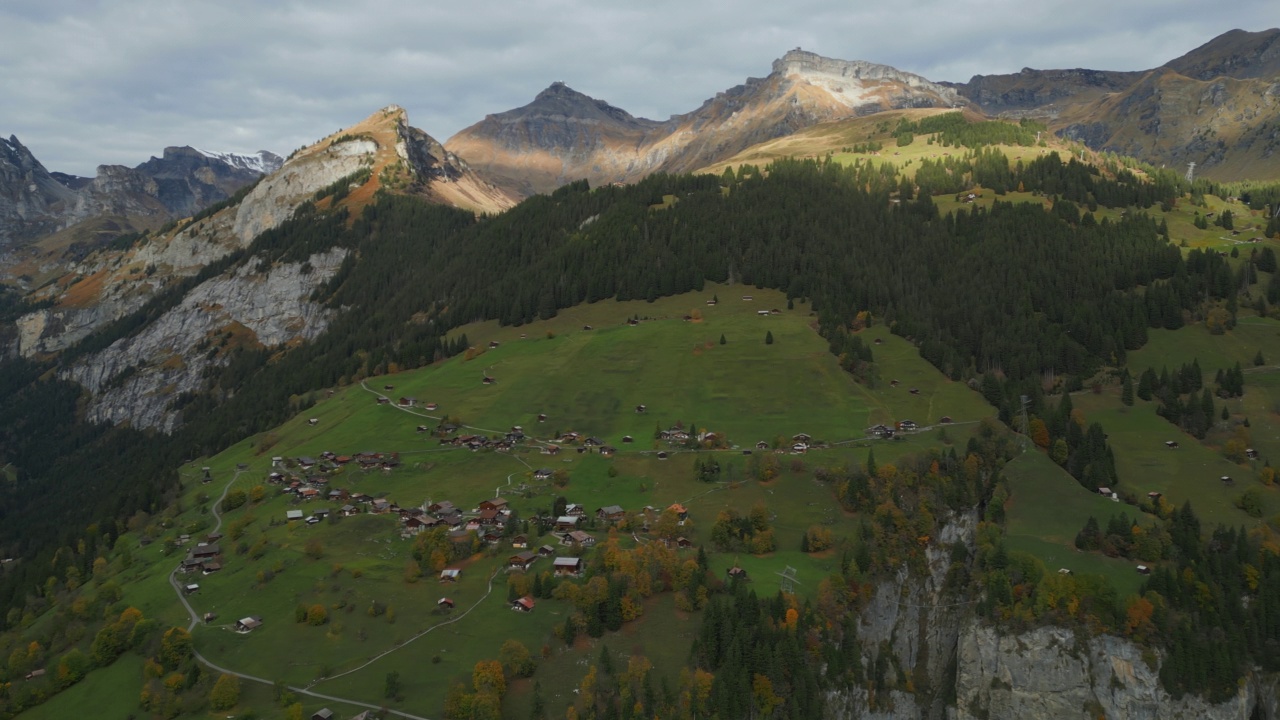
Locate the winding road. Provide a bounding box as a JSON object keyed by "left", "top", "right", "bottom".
{"left": 166, "top": 466, "right": 499, "bottom": 720}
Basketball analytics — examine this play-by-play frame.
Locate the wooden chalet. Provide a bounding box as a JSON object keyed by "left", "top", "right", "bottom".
{"left": 512, "top": 596, "right": 536, "bottom": 612}
{"left": 509, "top": 551, "right": 538, "bottom": 570}
{"left": 553, "top": 556, "right": 584, "bottom": 576}
{"left": 191, "top": 543, "right": 220, "bottom": 558}
{"left": 562, "top": 530, "right": 596, "bottom": 547}
{"left": 596, "top": 505, "right": 626, "bottom": 523}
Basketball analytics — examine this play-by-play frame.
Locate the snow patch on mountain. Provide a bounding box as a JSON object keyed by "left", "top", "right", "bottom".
{"left": 195, "top": 149, "right": 284, "bottom": 175}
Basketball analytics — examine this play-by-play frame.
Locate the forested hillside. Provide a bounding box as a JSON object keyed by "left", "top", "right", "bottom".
{"left": 0, "top": 151, "right": 1244, "bottom": 618}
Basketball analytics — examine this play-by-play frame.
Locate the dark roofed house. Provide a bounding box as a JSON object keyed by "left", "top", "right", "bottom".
{"left": 538, "top": 544, "right": 557, "bottom": 557}
{"left": 553, "top": 557, "right": 584, "bottom": 576}
{"left": 235, "top": 616, "right": 263, "bottom": 633}
{"left": 596, "top": 505, "right": 626, "bottom": 523}
{"left": 509, "top": 551, "right": 538, "bottom": 570}
{"left": 479, "top": 497, "right": 509, "bottom": 512}
{"left": 438, "top": 597, "right": 455, "bottom": 609}
{"left": 192, "top": 544, "right": 220, "bottom": 558}
{"left": 313, "top": 710, "right": 335, "bottom": 720}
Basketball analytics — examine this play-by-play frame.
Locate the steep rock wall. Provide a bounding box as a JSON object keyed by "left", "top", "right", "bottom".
{"left": 954, "top": 626, "right": 1258, "bottom": 720}
{"left": 62, "top": 248, "right": 346, "bottom": 431}
{"left": 233, "top": 137, "right": 376, "bottom": 244}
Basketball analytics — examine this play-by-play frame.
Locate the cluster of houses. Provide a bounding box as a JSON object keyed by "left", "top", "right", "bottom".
{"left": 177, "top": 533, "right": 224, "bottom": 575}
{"left": 432, "top": 424, "right": 529, "bottom": 452}
{"left": 260, "top": 451, "right": 416, "bottom": 521}
{"left": 402, "top": 497, "right": 516, "bottom": 544}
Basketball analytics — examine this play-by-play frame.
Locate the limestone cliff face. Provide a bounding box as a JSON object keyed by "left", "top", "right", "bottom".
{"left": 825, "top": 512, "right": 979, "bottom": 719}
{"left": 16, "top": 105, "right": 512, "bottom": 430}
{"left": 232, "top": 135, "right": 378, "bottom": 245}
{"left": 61, "top": 248, "right": 346, "bottom": 431}
{"left": 15, "top": 200, "right": 245, "bottom": 357}
{"left": 954, "top": 626, "right": 1256, "bottom": 720}
{"left": 817, "top": 510, "right": 1280, "bottom": 720}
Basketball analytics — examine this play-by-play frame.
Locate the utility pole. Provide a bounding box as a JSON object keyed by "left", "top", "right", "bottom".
{"left": 1185, "top": 162, "right": 1196, "bottom": 184}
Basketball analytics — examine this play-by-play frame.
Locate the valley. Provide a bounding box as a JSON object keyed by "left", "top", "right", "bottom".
{"left": 1, "top": 26, "right": 1280, "bottom": 720}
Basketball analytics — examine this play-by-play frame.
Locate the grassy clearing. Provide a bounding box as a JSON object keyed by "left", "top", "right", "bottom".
{"left": 1128, "top": 317, "right": 1280, "bottom": 378}
{"left": 16, "top": 655, "right": 143, "bottom": 720}
{"left": 1072, "top": 392, "right": 1279, "bottom": 528}
{"left": 1002, "top": 451, "right": 1148, "bottom": 598}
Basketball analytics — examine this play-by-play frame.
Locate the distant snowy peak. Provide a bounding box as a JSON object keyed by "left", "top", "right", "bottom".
{"left": 196, "top": 149, "right": 284, "bottom": 175}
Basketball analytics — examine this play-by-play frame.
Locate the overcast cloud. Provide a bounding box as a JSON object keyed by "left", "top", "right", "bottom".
{"left": 1, "top": 0, "right": 1274, "bottom": 176}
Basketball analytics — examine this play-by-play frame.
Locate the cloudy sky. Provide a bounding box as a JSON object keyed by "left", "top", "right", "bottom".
{"left": 2, "top": 0, "right": 1274, "bottom": 176}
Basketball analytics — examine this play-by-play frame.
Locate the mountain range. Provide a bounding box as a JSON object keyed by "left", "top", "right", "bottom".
{"left": 445, "top": 50, "right": 962, "bottom": 196}
{"left": 3, "top": 27, "right": 1277, "bottom": 269}
{"left": 0, "top": 136, "right": 282, "bottom": 251}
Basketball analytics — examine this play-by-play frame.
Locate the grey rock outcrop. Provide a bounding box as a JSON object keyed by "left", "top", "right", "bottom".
{"left": 818, "top": 509, "right": 1280, "bottom": 720}
{"left": 0, "top": 137, "right": 278, "bottom": 257}
{"left": 954, "top": 626, "right": 1255, "bottom": 719}
{"left": 826, "top": 512, "right": 978, "bottom": 719}
{"left": 62, "top": 248, "right": 347, "bottom": 431}
{"left": 0, "top": 135, "right": 78, "bottom": 245}
{"left": 772, "top": 49, "right": 962, "bottom": 108}
{"left": 233, "top": 136, "right": 376, "bottom": 244}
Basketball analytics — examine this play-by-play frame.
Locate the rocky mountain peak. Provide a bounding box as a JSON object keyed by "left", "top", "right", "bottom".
{"left": 0, "top": 133, "right": 78, "bottom": 245}
{"left": 503, "top": 81, "right": 655, "bottom": 129}
{"left": 772, "top": 48, "right": 962, "bottom": 102}
{"left": 1164, "top": 27, "right": 1280, "bottom": 81}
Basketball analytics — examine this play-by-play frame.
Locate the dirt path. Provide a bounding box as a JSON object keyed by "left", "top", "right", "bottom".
{"left": 311, "top": 566, "right": 500, "bottom": 685}
{"left": 166, "top": 466, "right": 437, "bottom": 720}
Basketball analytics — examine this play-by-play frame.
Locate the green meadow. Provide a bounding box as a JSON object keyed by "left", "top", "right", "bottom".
{"left": 33, "top": 276, "right": 1280, "bottom": 719}
{"left": 26, "top": 284, "right": 991, "bottom": 718}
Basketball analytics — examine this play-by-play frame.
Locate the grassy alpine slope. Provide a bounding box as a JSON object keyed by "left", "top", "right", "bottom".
{"left": 8, "top": 110, "right": 1280, "bottom": 719}
{"left": 55, "top": 280, "right": 1273, "bottom": 719}
{"left": 13, "top": 285, "right": 991, "bottom": 719}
